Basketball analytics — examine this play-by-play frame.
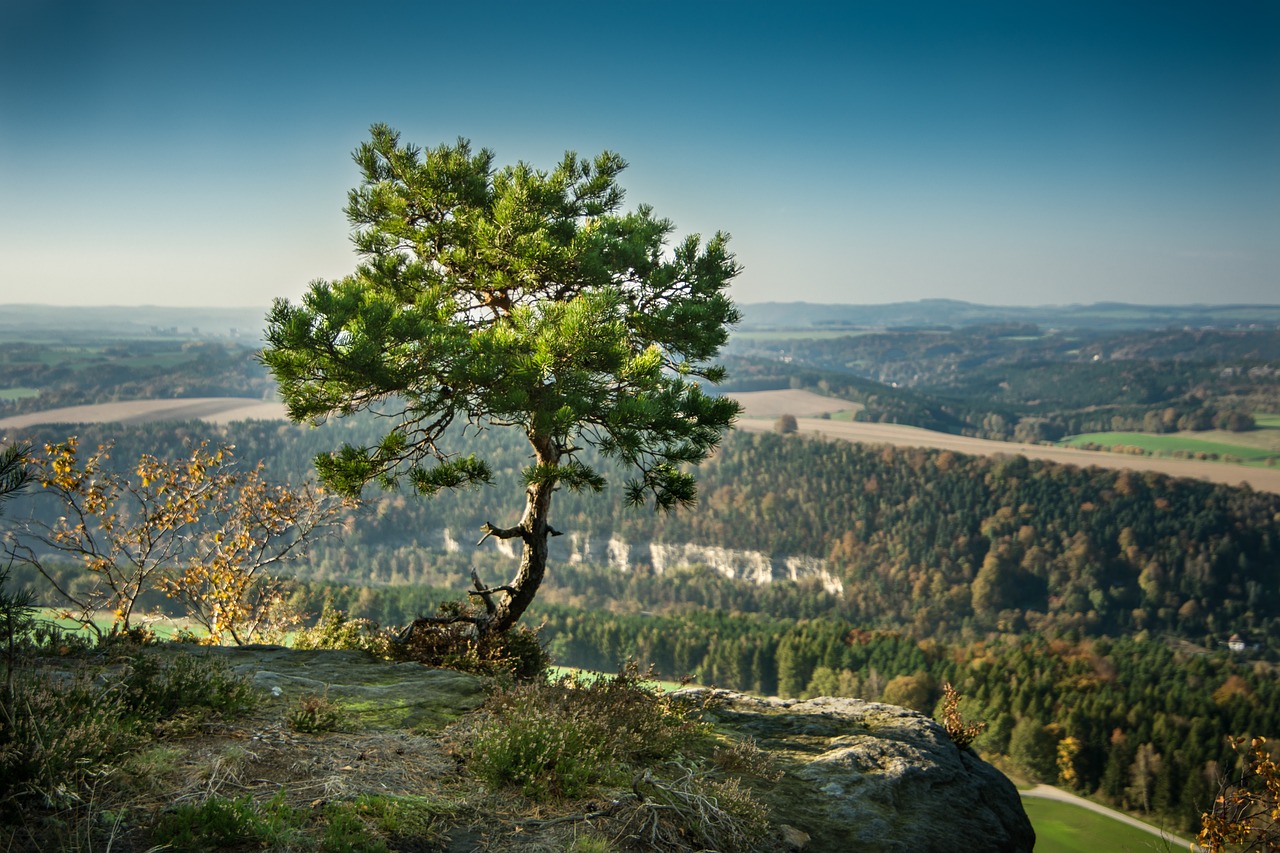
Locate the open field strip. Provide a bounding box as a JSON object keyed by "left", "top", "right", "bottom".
{"left": 1060, "top": 431, "right": 1280, "bottom": 464}
{"left": 31, "top": 607, "right": 208, "bottom": 641}
{"left": 1022, "top": 785, "right": 1198, "bottom": 852}
{"left": 728, "top": 391, "right": 1280, "bottom": 494}
{"left": 0, "top": 397, "right": 288, "bottom": 429}
{"left": 729, "top": 388, "right": 864, "bottom": 418}
{"left": 0, "top": 388, "right": 40, "bottom": 401}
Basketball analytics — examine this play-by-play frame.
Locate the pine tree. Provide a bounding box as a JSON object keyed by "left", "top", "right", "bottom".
{"left": 264, "top": 126, "right": 741, "bottom": 637}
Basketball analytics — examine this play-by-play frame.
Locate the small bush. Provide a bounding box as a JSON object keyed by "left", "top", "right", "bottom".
{"left": 293, "top": 605, "right": 391, "bottom": 656}
{"left": 1, "top": 649, "right": 257, "bottom": 805}
{"left": 24, "top": 621, "right": 92, "bottom": 656}
{"left": 122, "top": 652, "right": 257, "bottom": 721}
{"left": 151, "top": 791, "right": 304, "bottom": 851}
{"left": 458, "top": 662, "right": 708, "bottom": 801}
{"left": 712, "top": 736, "right": 783, "bottom": 782}
{"left": 616, "top": 765, "right": 773, "bottom": 852}
{"left": 390, "top": 607, "right": 549, "bottom": 680}
{"left": 288, "top": 692, "right": 346, "bottom": 733}
{"left": 468, "top": 690, "right": 608, "bottom": 798}
{"left": 1198, "top": 736, "right": 1280, "bottom": 853}
{"left": 0, "top": 671, "right": 141, "bottom": 800}
{"left": 938, "top": 682, "right": 987, "bottom": 749}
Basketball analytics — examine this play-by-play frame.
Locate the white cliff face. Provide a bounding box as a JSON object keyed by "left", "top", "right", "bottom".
{"left": 606, "top": 537, "right": 630, "bottom": 572}
{"left": 547, "top": 534, "right": 844, "bottom": 594}
{"left": 650, "top": 542, "right": 774, "bottom": 585}
{"left": 441, "top": 528, "right": 461, "bottom": 554}
{"left": 461, "top": 527, "right": 843, "bottom": 594}
{"left": 785, "top": 555, "right": 845, "bottom": 595}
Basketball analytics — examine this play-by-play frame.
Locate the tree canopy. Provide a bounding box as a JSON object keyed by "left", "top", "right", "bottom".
{"left": 263, "top": 125, "right": 741, "bottom": 634}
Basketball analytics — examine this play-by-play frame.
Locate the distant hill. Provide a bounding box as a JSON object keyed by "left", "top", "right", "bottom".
{"left": 6, "top": 301, "right": 1280, "bottom": 341}
{"left": 738, "top": 300, "right": 1280, "bottom": 331}
{"left": 0, "top": 304, "right": 269, "bottom": 342}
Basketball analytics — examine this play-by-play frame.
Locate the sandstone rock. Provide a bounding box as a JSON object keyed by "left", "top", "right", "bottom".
{"left": 693, "top": 690, "right": 1035, "bottom": 853}
{"left": 172, "top": 647, "right": 1031, "bottom": 851}
{"left": 187, "top": 645, "right": 488, "bottom": 729}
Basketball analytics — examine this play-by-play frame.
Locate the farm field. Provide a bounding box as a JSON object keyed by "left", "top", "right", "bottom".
{"left": 0, "top": 396, "right": 287, "bottom": 429}
{"left": 730, "top": 390, "right": 1280, "bottom": 494}
{"left": 31, "top": 608, "right": 206, "bottom": 642}
{"left": 1060, "top": 430, "right": 1280, "bottom": 465}
{"left": 5, "top": 389, "right": 1280, "bottom": 494}
{"left": 728, "top": 389, "right": 863, "bottom": 418}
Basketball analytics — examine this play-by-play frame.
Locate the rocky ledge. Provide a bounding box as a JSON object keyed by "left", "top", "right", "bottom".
{"left": 204, "top": 646, "right": 1033, "bottom": 852}
{"left": 692, "top": 690, "right": 1035, "bottom": 853}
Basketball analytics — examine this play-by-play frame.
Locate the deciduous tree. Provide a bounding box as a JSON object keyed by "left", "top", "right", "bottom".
{"left": 1199, "top": 736, "right": 1280, "bottom": 853}
{"left": 19, "top": 438, "right": 340, "bottom": 643}
{"left": 262, "top": 125, "right": 741, "bottom": 638}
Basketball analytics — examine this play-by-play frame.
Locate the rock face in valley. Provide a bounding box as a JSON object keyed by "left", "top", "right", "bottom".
{"left": 465, "top": 528, "right": 846, "bottom": 595}
{"left": 696, "top": 691, "right": 1036, "bottom": 853}
{"left": 202, "top": 647, "right": 1032, "bottom": 852}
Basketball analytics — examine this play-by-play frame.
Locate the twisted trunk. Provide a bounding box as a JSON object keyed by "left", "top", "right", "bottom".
{"left": 484, "top": 432, "right": 558, "bottom": 635}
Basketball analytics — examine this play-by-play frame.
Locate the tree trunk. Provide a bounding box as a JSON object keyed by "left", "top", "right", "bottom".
{"left": 484, "top": 433, "right": 558, "bottom": 635}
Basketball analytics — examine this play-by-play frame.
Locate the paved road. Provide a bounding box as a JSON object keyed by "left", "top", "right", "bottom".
{"left": 1022, "top": 784, "right": 1200, "bottom": 851}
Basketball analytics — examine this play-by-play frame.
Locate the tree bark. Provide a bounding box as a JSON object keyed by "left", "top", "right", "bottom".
{"left": 484, "top": 432, "right": 559, "bottom": 635}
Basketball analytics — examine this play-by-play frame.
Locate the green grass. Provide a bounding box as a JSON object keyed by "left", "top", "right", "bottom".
{"left": 0, "top": 387, "right": 40, "bottom": 400}
{"left": 32, "top": 607, "right": 208, "bottom": 641}
{"left": 549, "top": 666, "right": 693, "bottom": 693}
{"left": 1058, "top": 431, "right": 1280, "bottom": 466}
{"left": 1023, "top": 797, "right": 1190, "bottom": 853}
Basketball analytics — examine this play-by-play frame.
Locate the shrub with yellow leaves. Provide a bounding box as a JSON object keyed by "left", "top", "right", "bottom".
{"left": 20, "top": 437, "right": 344, "bottom": 644}
{"left": 1198, "top": 736, "right": 1280, "bottom": 853}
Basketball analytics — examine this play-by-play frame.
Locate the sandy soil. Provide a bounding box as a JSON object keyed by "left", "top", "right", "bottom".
{"left": 729, "top": 391, "right": 1280, "bottom": 495}
{"left": 0, "top": 397, "right": 288, "bottom": 429}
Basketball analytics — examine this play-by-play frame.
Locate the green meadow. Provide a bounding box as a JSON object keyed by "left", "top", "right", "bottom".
{"left": 1059, "top": 430, "right": 1280, "bottom": 467}
{"left": 31, "top": 607, "right": 206, "bottom": 642}
{"left": 1023, "top": 797, "right": 1192, "bottom": 853}
{"left": 0, "top": 387, "right": 40, "bottom": 400}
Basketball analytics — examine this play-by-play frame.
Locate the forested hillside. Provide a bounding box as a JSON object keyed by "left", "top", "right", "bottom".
{"left": 10, "top": 419, "right": 1280, "bottom": 648}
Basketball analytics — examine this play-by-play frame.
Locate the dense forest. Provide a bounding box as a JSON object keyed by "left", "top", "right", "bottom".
{"left": 10, "top": 419, "right": 1280, "bottom": 647}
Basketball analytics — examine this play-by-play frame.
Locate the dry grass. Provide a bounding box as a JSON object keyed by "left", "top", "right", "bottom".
{"left": 726, "top": 389, "right": 861, "bottom": 419}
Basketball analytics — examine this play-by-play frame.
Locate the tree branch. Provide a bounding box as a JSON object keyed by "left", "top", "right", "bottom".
{"left": 467, "top": 568, "right": 507, "bottom": 615}
{"left": 476, "top": 522, "right": 523, "bottom": 545}
{"left": 392, "top": 613, "right": 480, "bottom": 645}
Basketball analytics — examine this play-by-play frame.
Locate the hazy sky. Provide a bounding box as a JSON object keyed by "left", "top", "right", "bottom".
{"left": 2, "top": 1, "right": 1277, "bottom": 309}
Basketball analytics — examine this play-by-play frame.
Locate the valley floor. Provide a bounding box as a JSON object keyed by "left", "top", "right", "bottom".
{"left": 1021, "top": 784, "right": 1198, "bottom": 851}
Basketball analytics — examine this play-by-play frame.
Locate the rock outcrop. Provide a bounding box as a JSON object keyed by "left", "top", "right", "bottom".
{"left": 203, "top": 647, "right": 1033, "bottom": 852}
{"left": 696, "top": 690, "right": 1035, "bottom": 853}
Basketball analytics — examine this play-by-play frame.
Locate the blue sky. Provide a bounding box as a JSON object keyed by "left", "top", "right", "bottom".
{"left": 1, "top": 0, "right": 1277, "bottom": 308}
